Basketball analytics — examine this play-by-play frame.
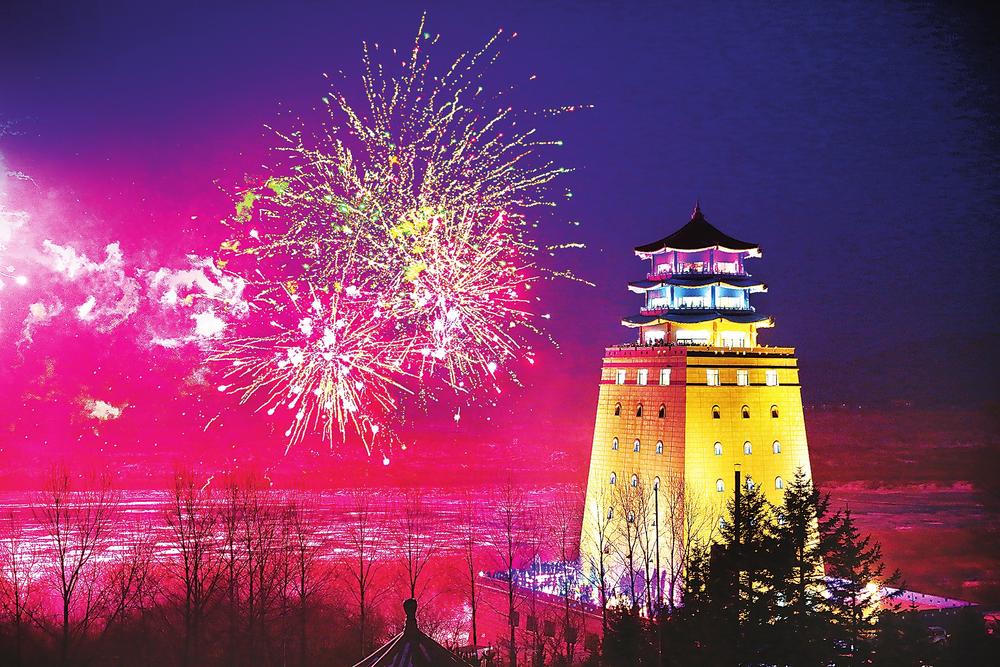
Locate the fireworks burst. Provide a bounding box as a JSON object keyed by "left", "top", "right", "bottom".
{"left": 1, "top": 122, "right": 32, "bottom": 290}
{"left": 211, "top": 18, "right": 585, "bottom": 457}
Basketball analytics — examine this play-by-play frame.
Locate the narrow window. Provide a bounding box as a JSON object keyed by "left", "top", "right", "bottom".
{"left": 659, "top": 368, "right": 671, "bottom": 386}
{"left": 636, "top": 404, "right": 643, "bottom": 418}
{"left": 775, "top": 476, "right": 784, "bottom": 490}
{"left": 637, "top": 368, "right": 648, "bottom": 386}
{"left": 658, "top": 404, "right": 666, "bottom": 419}
{"left": 609, "top": 472, "right": 617, "bottom": 486}
{"left": 742, "top": 405, "right": 750, "bottom": 419}
{"left": 771, "top": 405, "right": 779, "bottom": 419}
{"left": 714, "top": 442, "right": 723, "bottom": 456}
{"left": 633, "top": 438, "right": 641, "bottom": 453}
{"left": 716, "top": 479, "right": 725, "bottom": 493}
{"left": 766, "top": 369, "right": 779, "bottom": 386}
{"left": 607, "top": 508, "right": 613, "bottom": 520}
{"left": 614, "top": 403, "right": 622, "bottom": 417}
{"left": 772, "top": 440, "right": 781, "bottom": 454}
{"left": 712, "top": 405, "right": 721, "bottom": 419}
{"left": 706, "top": 369, "right": 720, "bottom": 386}
{"left": 655, "top": 440, "right": 664, "bottom": 454}
{"left": 719, "top": 517, "right": 727, "bottom": 530}
{"left": 627, "top": 511, "right": 636, "bottom": 523}
{"left": 631, "top": 474, "right": 639, "bottom": 488}
{"left": 744, "top": 441, "right": 753, "bottom": 455}
{"left": 737, "top": 369, "right": 749, "bottom": 386}
{"left": 615, "top": 369, "right": 626, "bottom": 385}
{"left": 611, "top": 437, "right": 619, "bottom": 451}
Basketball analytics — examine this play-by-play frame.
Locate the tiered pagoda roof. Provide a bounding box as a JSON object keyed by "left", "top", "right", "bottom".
{"left": 634, "top": 204, "right": 760, "bottom": 255}
{"left": 622, "top": 204, "right": 773, "bottom": 333}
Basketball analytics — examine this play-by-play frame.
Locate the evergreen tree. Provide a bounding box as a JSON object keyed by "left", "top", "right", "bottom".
{"left": 942, "top": 606, "right": 997, "bottom": 666}
{"left": 602, "top": 607, "right": 655, "bottom": 666}
{"left": 872, "top": 606, "right": 935, "bottom": 667}
{"left": 661, "top": 542, "right": 734, "bottom": 666}
{"left": 716, "top": 481, "right": 781, "bottom": 665}
{"left": 771, "top": 468, "right": 834, "bottom": 666}
{"left": 823, "top": 507, "right": 901, "bottom": 666}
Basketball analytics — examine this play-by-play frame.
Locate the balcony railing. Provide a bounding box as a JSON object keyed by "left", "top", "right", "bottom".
{"left": 640, "top": 304, "right": 755, "bottom": 315}
{"left": 646, "top": 266, "right": 748, "bottom": 280}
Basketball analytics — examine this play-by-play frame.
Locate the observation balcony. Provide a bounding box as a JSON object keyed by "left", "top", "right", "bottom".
{"left": 646, "top": 265, "right": 748, "bottom": 280}
{"left": 640, "top": 304, "right": 755, "bottom": 315}
{"left": 607, "top": 342, "right": 796, "bottom": 357}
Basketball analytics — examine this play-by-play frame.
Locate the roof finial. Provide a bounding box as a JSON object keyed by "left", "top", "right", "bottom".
{"left": 692, "top": 199, "right": 702, "bottom": 219}
{"left": 403, "top": 598, "right": 418, "bottom": 637}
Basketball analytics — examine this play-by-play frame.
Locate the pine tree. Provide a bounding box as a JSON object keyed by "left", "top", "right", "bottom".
{"left": 823, "top": 508, "right": 901, "bottom": 666}
{"left": 602, "top": 607, "right": 655, "bottom": 666}
{"left": 872, "top": 606, "right": 935, "bottom": 666}
{"left": 716, "top": 482, "right": 781, "bottom": 665}
{"left": 662, "top": 543, "right": 733, "bottom": 666}
{"left": 771, "top": 468, "right": 834, "bottom": 666}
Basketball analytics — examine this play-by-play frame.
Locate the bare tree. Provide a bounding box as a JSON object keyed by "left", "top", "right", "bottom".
{"left": 164, "top": 470, "right": 223, "bottom": 667}
{"left": 549, "top": 485, "right": 583, "bottom": 663}
{"left": 344, "top": 487, "right": 385, "bottom": 660}
{"left": 217, "top": 476, "right": 244, "bottom": 667}
{"left": 239, "top": 477, "right": 281, "bottom": 665}
{"left": 98, "top": 516, "right": 158, "bottom": 638}
{"left": 281, "top": 493, "right": 327, "bottom": 667}
{"left": 581, "top": 487, "right": 614, "bottom": 633}
{"left": 632, "top": 482, "right": 658, "bottom": 617}
{"left": 659, "top": 472, "right": 722, "bottom": 612}
{"left": 612, "top": 479, "right": 645, "bottom": 612}
{"left": 395, "top": 488, "right": 438, "bottom": 602}
{"left": 34, "top": 466, "right": 118, "bottom": 665}
{"left": 488, "top": 481, "right": 529, "bottom": 667}
{"left": 0, "top": 510, "right": 40, "bottom": 666}
{"left": 460, "top": 492, "right": 480, "bottom": 652}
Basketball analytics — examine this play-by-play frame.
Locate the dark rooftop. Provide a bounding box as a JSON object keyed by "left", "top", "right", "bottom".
{"left": 635, "top": 204, "right": 759, "bottom": 254}
{"left": 352, "top": 599, "right": 471, "bottom": 667}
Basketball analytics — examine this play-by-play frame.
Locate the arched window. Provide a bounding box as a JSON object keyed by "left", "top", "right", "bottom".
{"left": 742, "top": 405, "right": 750, "bottom": 419}
{"left": 772, "top": 441, "right": 781, "bottom": 454}
{"left": 658, "top": 404, "right": 666, "bottom": 419}
{"left": 775, "top": 476, "right": 784, "bottom": 490}
{"left": 712, "top": 405, "right": 721, "bottom": 419}
{"left": 744, "top": 441, "right": 753, "bottom": 455}
{"left": 746, "top": 477, "right": 755, "bottom": 491}
{"left": 653, "top": 476, "right": 660, "bottom": 490}
{"left": 611, "top": 437, "right": 619, "bottom": 451}
{"left": 714, "top": 442, "right": 723, "bottom": 456}
{"left": 636, "top": 404, "right": 643, "bottom": 418}
{"left": 607, "top": 508, "right": 614, "bottom": 520}
{"left": 614, "top": 403, "right": 622, "bottom": 417}
{"left": 719, "top": 517, "right": 727, "bottom": 530}
{"left": 771, "top": 405, "right": 779, "bottom": 419}
{"left": 655, "top": 440, "right": 664, "bottom": 454}
{"left": 716, "top": 479, "right": 725, "bottom": 493}
{"left": 627, "top": 511, "right": 636, "bottom": 523}
{"left": 609, "top": 472, "right": 617, "bottom": 486}
{"left": 631, "top": 474, "right": 639, "bottom": 488}
{"left": 633, "top": 439, "right": 641, "bottom": 453}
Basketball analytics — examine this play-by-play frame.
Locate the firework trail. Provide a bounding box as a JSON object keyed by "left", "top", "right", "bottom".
{"left": 211, "top": 18, "right": 584, "bottom": 458}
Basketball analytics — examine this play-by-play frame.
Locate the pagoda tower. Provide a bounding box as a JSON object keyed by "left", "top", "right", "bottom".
{"left": 579, "top": 204, "right": 814, "bottom": 608}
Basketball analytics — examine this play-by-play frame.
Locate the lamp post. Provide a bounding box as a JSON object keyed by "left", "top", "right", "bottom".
{"left": 653, "top": 477, "right": 661, "bottom": 609}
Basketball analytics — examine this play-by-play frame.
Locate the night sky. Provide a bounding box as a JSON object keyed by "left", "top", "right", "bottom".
{"left": 0, "top": 2, "right": 997, "bottom": 485}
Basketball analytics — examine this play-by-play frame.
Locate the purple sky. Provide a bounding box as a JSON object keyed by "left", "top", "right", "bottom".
{"left": 0, "top": 0, "right": 998, "bottom": 603}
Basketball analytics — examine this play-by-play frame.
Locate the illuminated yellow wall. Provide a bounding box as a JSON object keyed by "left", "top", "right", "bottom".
{"left": 683, "top": 349, "right": 811, "bottom": 545}
{"left": 579, "top": 345, "right": 812, "bottom": 598}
